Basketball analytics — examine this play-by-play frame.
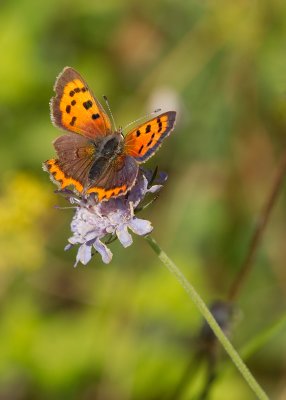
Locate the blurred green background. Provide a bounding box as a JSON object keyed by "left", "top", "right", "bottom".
{"left": 1, "top": 0, "right": 286, "bottom": 399}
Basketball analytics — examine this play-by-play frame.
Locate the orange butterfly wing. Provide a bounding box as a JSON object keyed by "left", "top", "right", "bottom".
{"left": 50, "top": 67, "right": 112, "bottom": 139}
{"left": 124, "top": 111, "right": 176, "bottom": 163}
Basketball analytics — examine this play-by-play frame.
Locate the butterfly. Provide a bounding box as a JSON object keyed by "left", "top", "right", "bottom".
{"left": 43, "top": 67, "right": 176, "bottom": 201}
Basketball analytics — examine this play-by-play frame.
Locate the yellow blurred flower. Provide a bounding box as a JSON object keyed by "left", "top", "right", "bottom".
{"left": 0, "top": 172, "right": 52, "bottom": 271}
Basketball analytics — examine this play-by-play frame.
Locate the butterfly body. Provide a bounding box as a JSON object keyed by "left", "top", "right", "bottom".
{"left": 87, "top": 133, "right": 126, "bottom": 186}
{"left": 44, "top": 67, "right": 176, "bottom": 201}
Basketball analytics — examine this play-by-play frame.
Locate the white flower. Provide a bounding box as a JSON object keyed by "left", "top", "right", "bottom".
{"left": 63, "top": 169, "right": 166, "bottom": 266}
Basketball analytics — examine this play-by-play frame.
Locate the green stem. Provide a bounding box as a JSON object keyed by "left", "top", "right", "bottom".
{"left": 145, "top": 235, "right": 269, "bottom": 400}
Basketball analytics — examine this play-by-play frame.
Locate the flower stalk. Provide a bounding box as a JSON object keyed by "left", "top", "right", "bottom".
{"left": 145, "top": 235, "right": 269, "bottom": 400}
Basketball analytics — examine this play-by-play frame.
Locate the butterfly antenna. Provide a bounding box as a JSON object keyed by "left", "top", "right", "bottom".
{"left": 103, "top": 95, "right": 117, "bottom": 131}
{"left": 122, "top": 108, "right": 161, "bottom": 132}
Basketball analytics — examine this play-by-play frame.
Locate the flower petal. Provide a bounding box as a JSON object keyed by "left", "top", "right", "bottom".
{"left": 116, "top": 224, "right": 133, "bottom": 248}
{"left": 93, "top": 239, "right": 113, "bottom": 264}
{"left": 128, "top": 218, "right": 153, "bottom": 236}
{"left": 74, "top": 243, "right": 92, "bottom": 267}
{"left": 147, "top": 184, "right": 162, "bottom": 193}
{"left": 128, "top": 173, "right": 148, "bottom": 207}
{"left": 157, "top": 171, "right": 168, "bottom": 184}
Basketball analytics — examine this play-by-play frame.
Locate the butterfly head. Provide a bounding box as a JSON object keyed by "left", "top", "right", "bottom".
{"left": 99, "top": 134, "right": 124, "bottom": 158}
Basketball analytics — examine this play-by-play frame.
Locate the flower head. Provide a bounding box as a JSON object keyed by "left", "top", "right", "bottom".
{"left": 58, "top": 169, "right": 167, "bottom": 266}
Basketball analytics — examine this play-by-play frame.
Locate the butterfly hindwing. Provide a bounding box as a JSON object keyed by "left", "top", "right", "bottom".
{"left": 43, "top": 133, "right": 96, "bottom": 192}
{"left": 51, "top": 67, "right": 112, "bottom": 139}
{"left": 43, "top": 134, "right": 139, "bottom": 201}
{"left": 87, "top": 155, "right": 138, "bottom": 201}
{"left": 124, "top": 111, "right": 176, "bottom": 163}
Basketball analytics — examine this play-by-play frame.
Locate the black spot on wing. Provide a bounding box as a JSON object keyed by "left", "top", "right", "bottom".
{"left": 70, "top": 116, "right": 77, "bottom": 126}
{"left": 139, "top": 145, "right": 144, "bottom": 154}
{"left": 145, "top": 124, "right": 151, "bottom": 133}
{"left": 83, "top": 100, "right": 93, "bottom": 110}
{"left": 66, "top": 105, "right": 71, "bottom": 113}
{"left": 92, "top": 113, "right": 100, "bottom": 120}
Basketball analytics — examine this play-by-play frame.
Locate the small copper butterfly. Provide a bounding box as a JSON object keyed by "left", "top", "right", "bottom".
{"left": 43, "top": 67, "right": 176, "bottom": 201}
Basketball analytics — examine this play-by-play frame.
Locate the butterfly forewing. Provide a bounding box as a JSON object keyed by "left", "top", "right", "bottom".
{"left": 124, "top": 111, "right": 176, "bottom": 163}
{"left": 51, "top": 67, "right": 112, "bottom": 139}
